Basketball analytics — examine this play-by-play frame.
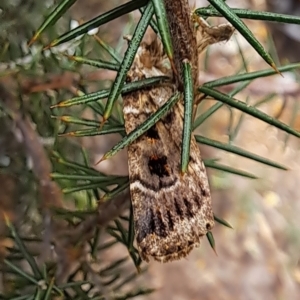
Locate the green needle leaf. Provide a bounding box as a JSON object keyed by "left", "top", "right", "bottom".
{"left": 62, "top": 181, "right": 127, "bottom": 194}
{"left": 28, "top": 0, "right": 77, "bottom": 46}
{"left": 94, "top": 35, "right": 123, "bottom": 63}
{"left": 52, "top": 152, "right": 105, "bottom": 176}
{"left": 66, "top": 55, "right": 120, "bottom": 71}
{"left": 43, "top": 278, "right": 55, "bottom": 300}
{"left": 5, "top": 218, "right": 41, "bottom": 279}
{"left": 196, "top": 7, "right": 300, "bottom": 25}
{"left": 103, "top": 2, "right": 154, "bottom": 122}
{"left": 100, "top": 91, "right": 181, "bottom": 162}
{"left": 204, "top": 160, "right": 258, "bottom": 179}
{"left": 181, "top": 60, "right": 193, "bottom": 173}
{"left": 54, "top": 115, "right": 101, "bottom": 127}
{"left": 46, "top": 0, "right": 149, "bottom": 48}
{"left": 3, "top": 259, "right": 39, "bottom": 286}
{"left": 60, "top": 126, "right": 125, "bottom": 138}
{"left": 203, "top": 63, "right": 300, "bottom": 88}
{"left": 52, "top": 76, "right": 167, "bottom": 108}
{"left": 193, "top": 102, "right": 223, "bottom": 129}
{"left": 195, "top": 135, "right": 287, "bottom": 170}
{"left": 114, "top": 219, "right": 128, "bottom": 244}
{"left": 51, "top": 173, "right": 125, "bottom": 182}
{"left": 214, "top": 215, "right": 233, "bottom": 229}
{"left": 206, "top": 0, "right": 278, "bottom": 71}
{"left": 206, "top": 231, "right": 217, "bottom": 255}
{"left": 99, "top": 258, "right": 128, "bottom": 276}
{"left": 199, "top": 86, "right": 300, "bottom": 138}
{"left": 152, "top": 0, "right": 174, "bottom": 61}
{"left": 102, "top": 182, "right": 129, "bottom": 202}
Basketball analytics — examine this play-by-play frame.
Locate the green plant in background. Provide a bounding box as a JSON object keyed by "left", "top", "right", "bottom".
{"left": 1, "top": 0, "right": 300, "bottom": 298}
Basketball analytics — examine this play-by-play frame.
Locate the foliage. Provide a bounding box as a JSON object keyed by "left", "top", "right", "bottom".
{"left": 1, "top": 0, "right": 300, "bottom": 298}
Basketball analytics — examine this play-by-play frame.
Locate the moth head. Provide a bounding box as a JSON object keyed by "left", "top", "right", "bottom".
{"left": 129, "top": 38, "right": 172, "bottom": 79}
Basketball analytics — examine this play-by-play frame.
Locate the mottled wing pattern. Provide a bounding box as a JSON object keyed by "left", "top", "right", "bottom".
{"left": 122, "top": 40, "right": 214, "bottom": 262}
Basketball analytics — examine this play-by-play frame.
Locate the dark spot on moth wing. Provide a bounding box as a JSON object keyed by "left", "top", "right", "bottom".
{"left": 176, "top": 244, "right": 183, "bottom": 252}
{"left": 206, "top": 223, "right": 213, "bottom": 230}
{"left": 187, "top": 240, "right": 194, "bottom": 247}
{"left": 174, "top": 196, "right": 199, "bottom": 219}
{"left": 136, "top": 207, "right": 168, "bottom": 243}
{"left": 201, "top": 187, "right": 209, "bottom": 197}
{"left": 145, "top": 125, "right": 160, "bottom": 140}
{"left": 136, "top": 207, "right": 155, "bottom": 244}
{"left": 154, "top": 209, "right": 168, "bottom": 237}
{"left": 166, "top": 209, "right": 174, "bottom": 230}
{"left": 163, "top": 111, "right": 173, "bottom": 124}
{"left": 194, "top": 194, "right": 203, "bottom": 209}
{"left": 183, "top": 197, "right": 195, "bottom": 218}
{"left": 125, "top": 74, "right": 131, "bottom": 83}
{"left": 148, "top": 155, "right": 170, "bottom": 177}
{"left": 174, "top": 197, "right": 185, "bottom": 219}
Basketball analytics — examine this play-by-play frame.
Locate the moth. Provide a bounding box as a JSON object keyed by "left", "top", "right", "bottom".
{"left": 122, "top": 39, "right": 214, "bottom": 262}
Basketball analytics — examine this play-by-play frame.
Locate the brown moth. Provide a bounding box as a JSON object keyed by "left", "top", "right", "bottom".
{"left": 122, "top": 39, "right": 214, "bottom": 262}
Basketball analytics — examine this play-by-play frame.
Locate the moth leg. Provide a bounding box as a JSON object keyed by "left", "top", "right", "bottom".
{"left": 191, "top": 12, "right": 235, "bottom": 54}
{"left": 190, "top": 12, "right": 235, "bottom": 109}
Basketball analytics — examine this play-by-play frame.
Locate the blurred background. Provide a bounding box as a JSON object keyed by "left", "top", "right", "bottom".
{"left": 1, "top": 0, "right": 300, "bottom": 299}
